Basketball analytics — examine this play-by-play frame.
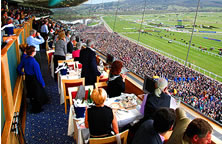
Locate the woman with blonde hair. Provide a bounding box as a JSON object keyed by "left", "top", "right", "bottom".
{"left": 85, "top": 88, "right": 119, "bottom": 138}
{"left": 53, "top": 31, "right": 67, "bottom": 81}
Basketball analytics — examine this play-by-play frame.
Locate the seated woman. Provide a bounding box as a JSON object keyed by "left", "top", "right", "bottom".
{"left": 107, "top": 60, "right": 126, "bottom": 98}
{"left": 17, "top": 46, "right": 48, "bottom": 113}
{"left": 85, "top": 88, "right": 119, "bottom": 138}
{"left": 127, "top": 78, "right": 175, "bottom": 142}
{"left": 144, "top": 78, "right": 174, "bottom": 120}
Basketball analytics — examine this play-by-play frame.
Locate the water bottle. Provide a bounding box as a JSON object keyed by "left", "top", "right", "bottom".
{"left": 99, "top": 60, "right": 104, "bottom": 73}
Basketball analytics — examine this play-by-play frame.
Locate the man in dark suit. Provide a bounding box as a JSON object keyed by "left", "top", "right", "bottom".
{"left": 132, "top": 108, "right": 176, "bottom": 144}
{"left": 79, "top": 39, "right": 101, "bottom": 85}
{"left": 67, "top": 35, "right": 76, "bottom": 53}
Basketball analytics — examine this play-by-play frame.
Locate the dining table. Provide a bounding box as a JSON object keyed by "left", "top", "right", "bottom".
{"left": 57, "top": 61, "right": 82, "bottom": 105}
{"left": 58, "top": 64, "right": 109, "bottom": 105}
{"left": 67, "top": 93, "right": 143, "bottom": 144}
{"left": 50, "top": 53, "right": 73, "bottom": 78}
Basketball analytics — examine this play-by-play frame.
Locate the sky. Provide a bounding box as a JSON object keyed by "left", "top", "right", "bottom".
{"left": 83, "top": 0, "right": 119, "bottom": 4}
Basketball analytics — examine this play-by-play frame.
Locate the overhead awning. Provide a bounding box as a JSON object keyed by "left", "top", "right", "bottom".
{"left": 9, "top": 0, "right": 88, "bottom": 9}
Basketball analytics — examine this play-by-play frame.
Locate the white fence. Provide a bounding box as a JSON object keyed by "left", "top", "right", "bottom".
{"left": 118, "top": 33, "right": 222, "bottom": 82}
{"left": 162, "top": 37, "right": 222, "bottom": 58}
{"left": 101, "top": 18, "right": 222, "bottom": 82}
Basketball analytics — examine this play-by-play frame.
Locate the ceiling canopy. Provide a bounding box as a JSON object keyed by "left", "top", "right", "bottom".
{"left": 9, "top": 0, "right": 88, "bottom": 9}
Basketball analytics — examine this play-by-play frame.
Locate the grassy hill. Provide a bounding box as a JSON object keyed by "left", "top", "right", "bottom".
{"left": 52, "top": 0, "right": 222, "bottom": 17}
{"left": 67, "top": 0, "right": 222, "bottom": 15}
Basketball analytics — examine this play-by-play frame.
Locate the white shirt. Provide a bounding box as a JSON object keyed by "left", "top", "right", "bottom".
{"left": 41, "top": 24, "right": 49, "bottom": 34}
{"left": 26, "top": 35, "right": 44, "bottom": 51}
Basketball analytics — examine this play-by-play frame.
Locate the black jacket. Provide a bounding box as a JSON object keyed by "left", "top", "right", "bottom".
{"left": 67, "top": 41, "right": 75, "bottom": 53}
{"left": 107, "top": 75, "right": 125, "bottom": 98}
{"left": 79, "top": 48, "right": 101, "bottom": 85}
{"left": 144, "top": 92, "right": 171, "bottom": 120}
{"left": 132, "top": 120, "right": 162, "bottom": 144}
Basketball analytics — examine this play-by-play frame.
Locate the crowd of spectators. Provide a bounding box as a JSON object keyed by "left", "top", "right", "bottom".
{"left": 78, "top": 25, "right": 222, "bottom": 123}
{"left": 1, "top": 0, "right": 52, "bottom": 43}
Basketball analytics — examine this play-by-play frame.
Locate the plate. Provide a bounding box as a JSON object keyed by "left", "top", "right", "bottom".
{"left": 109, "top": 102, "right": 120, "bottom": 109}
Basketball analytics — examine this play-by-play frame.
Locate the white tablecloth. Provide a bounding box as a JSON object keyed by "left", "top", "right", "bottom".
{"left": 50, "top": 54, "right": 74, "bottom": 78}
{"left": 67, "top": 93, "right": 143, "bottom": 143}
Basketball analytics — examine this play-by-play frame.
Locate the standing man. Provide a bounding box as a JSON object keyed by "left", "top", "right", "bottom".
{"left": 79, "top": 39, "right": 101, "bottom": 85}
{"left": 40, "top": 19, "right": 49, "bottom": 49}
{"left": 26, "top": 29, "right": 45, "bottom": 67}
{"left": 67, "top": 35, "right": 76, "bottom": 53}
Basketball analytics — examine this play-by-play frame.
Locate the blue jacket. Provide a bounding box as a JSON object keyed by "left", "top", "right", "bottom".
{"left": 17, "top": 56, "right": 45, "bottom": 87}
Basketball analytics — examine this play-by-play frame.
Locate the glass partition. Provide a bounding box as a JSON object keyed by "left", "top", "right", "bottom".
{"left": 7, "top": 41, "right": 18, "bottom": 95}
{"left": 52, "top": 0, "right": 222, "bottom": 124}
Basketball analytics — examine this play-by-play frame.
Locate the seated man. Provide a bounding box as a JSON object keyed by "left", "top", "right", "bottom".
{"left": 132, "top": 107, "right": 176, "bottom": 144}
{"left": 167, "top": 113, "right": 213, "bottom": 144}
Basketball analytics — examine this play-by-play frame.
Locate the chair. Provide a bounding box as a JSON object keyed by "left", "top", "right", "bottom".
{"left": 95, "top": 82, "right": 108, "bottom": 90}
{"left": 96, "top": 76, "right": 109, "bottom": 83}
{"left": 62, "top": 78, "right": 85, "bottom": 114}
{"left": 58, "top": 59, "right": 74, "bottom": 64}
{"left": 46, "top": 50, "right": 54, "bottom": 71}
{"left": 89, "top": 129, "right": 129, "bottom": 144}
{"left": 73, "top": 118, "right": 80, "bottom": 143}
{"left": 68, "top": 85, "right": 94, "bottom": 106}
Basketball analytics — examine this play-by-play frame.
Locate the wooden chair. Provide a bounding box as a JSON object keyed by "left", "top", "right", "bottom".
{"left": 68, "top": 85, "right": 94, "bottom": 106}
{"left": 62, "top": 78, "right": 85, "bottom": 114}
{"left": 96, "top": 76, "right": 109, "bottom": 83}
{"left": 95, "top": 82, "right": 108, "bottom": 90}
{"left": 46, "top": 50, "right": 54, "bottom": 71}
{"left": 73, "top": 118, "right": 80, "bottom": 143}
{"left": 58, "top": 59, "right": 74, "bottom": 64}
{"left": 89, "top": 129, "right": 129, "bottom": 144}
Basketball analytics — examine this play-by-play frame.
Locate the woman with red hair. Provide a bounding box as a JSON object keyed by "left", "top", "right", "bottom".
{"left": 107, "top": 60, "right": 126, "bottom": 98}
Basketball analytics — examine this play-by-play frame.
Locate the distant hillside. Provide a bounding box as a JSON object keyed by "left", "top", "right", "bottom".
{"left": 120, "top": 0, "right": 222, "bottom": 7}
{"left": 52, "top": 0, "right": 222, "bottom": 18}
{"left": 70, "top": 0, "right": 222, "bottom": 14}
